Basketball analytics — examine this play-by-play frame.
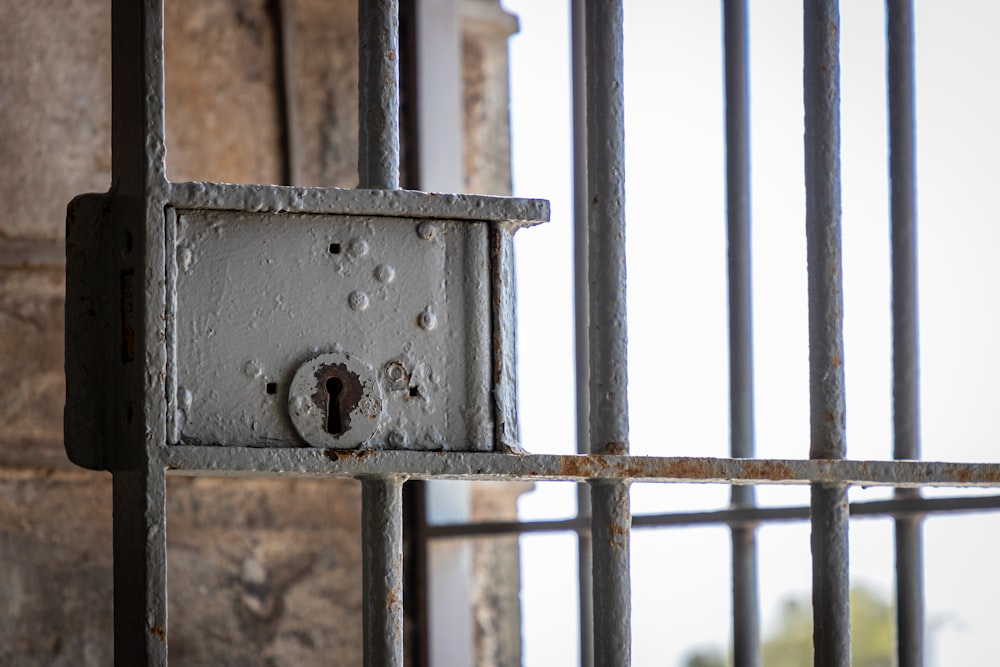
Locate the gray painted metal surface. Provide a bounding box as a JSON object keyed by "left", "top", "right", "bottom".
{"left": 359, "top": 0, "right": 401, "bottom": 191}
{"left": 362, "top": 476, "right": 405, "bottom": 667}
{"left": 571, "top": 1, "right": 594, "bottom": 664}
{"left": 585, "top": 1, "right": 631, "bottom": 663}
{"left": 888, "top": 2, "right": 924, "bottom": 665}
{"left": 723, "top": 2, "right": 761, "bottom": 666}
{"left": 168, "top": 180, "right": 548, "bottom": 224}
{"left": 106, "top": 1, "right": 169, "bottom": 664}
{"left": 356, "top": 1, "right": 405, "bottom": 662}
{"left": 803, "top": 1, "right": 851, "bottom": 665}
{"left": 169, "top": 207, "right": 495, "bottom": 452}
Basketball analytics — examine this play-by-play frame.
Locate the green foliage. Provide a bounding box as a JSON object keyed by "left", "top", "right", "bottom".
{"left": 680, "top": 646, "right": 727, "bottom": 667}
{"left": 680, "top": 585, "right": 895, "bottom": 667}
{"left": 848, "top": 586, "right": 895, "bottom": 667}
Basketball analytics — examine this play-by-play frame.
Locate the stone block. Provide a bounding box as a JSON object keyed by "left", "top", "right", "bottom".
{"left": 0, "top": 269, "right": 65, "bottom": 467}
{"left": 0, "top": 0, "right": 111, "bottom": 242}
{"left": 167, "top": 476, "right": 363, "bottom": 666}
{"left": 0, "top": 472, "right": 365, "bottom": 667}
{"left": 165, "top": 0, "right": 284, "bottom": 185}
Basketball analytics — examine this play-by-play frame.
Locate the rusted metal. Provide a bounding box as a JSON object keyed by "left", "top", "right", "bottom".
{"left": 161, "top": 448, "right": 1000, "bottom": 487}
{"left": 804, "top": 0, "right": 850, "bottom": 663}
{"left": 811, "top": 483, "right": 851, "bottom": 667}
{"left": 356, "top": 2, "right": 405, "bottom": 663}
{"left": 591, "top": 480, "right": 630, "bottom": 667}
{"left": 362, "top": 476, "right": 405, "bottom": 667}
{"left": 585, "top": 0, "right": 631, "bottom": 662}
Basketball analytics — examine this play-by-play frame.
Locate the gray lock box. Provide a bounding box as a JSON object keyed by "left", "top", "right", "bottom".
{"left": 65, "top": 184, "right": 548, "bottom": 466}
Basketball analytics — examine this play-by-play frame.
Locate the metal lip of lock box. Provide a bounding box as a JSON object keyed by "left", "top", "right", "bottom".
{"left": 65, "top": 183, "right": 549, "bottom": 469}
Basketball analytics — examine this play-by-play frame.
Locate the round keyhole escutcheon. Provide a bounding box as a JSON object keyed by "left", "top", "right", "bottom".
{"left": 288, "top": 351, "right": 384, "bottom": 449}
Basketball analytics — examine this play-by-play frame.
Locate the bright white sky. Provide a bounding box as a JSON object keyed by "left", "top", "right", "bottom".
{"left": 502, "top": 1, "right": 1000, "bottom": 665}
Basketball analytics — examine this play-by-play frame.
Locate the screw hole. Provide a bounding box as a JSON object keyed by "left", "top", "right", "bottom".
{"left": 329, "top": 243, "right": 341, "bottom": 254}
{"left": 266, "top": 382, "right": 277, "bottom": 395}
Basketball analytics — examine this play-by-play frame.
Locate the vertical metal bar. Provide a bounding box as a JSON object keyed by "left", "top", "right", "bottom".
{"left": 363, "top": 476, "right": 405, "bottom": 667}
{"left": 358, "top": 0, "right": 401, "bottom": 190}
{"left": 571, "top": 0, "right": 594, "bottom": 664}
{"left": 887, "top": 2, "right": 924, "bottom": 665}
{"left": 894, "top": 519, "right": 924, "bottom": 667}
{"left": 590, "top": 480, "right": 631, "bottom": 667}
{"left": 271, "top": 0, "right": 302, "bottom": 186}
{"left": 111, "top": 0, "right": 169, "bottom": 664}
{"left": 584, "top": 0, "right": 627, "bottom": 458}
{"left": 803, "top": 1, "right": 850, "bottom": 665}
{"left": 113, "top": 464, "right": 168, "bottom": 666}
{"left": 723, "top": 1, "right": 761, "bottom": 665}
{"left": 585, "top": 0, "right": 630, "bottom": 664}
{"left": 358, "top": 3, "right": 404, "bottom": 664}
{"left": 111, "top": 0, "right": 167, "bottom": 196}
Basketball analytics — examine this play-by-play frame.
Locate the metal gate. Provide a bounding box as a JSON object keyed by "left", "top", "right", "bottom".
{"left": 64, "top": 1, "right": 1000, "bottom": 666}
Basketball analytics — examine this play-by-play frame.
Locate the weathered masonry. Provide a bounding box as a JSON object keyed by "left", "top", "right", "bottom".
{"left": 55, "top": 1, "right": 1000, "bottom": 667}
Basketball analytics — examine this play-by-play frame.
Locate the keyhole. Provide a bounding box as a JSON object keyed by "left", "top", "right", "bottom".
{"left": 326, "top": 377, "right": 345, "bottom": 436}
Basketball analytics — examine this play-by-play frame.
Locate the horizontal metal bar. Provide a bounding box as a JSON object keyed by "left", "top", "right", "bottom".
{"left": 159, "top": 448, "right": 1000, "bottom": 487}
{"left": 167, "top": 181, "right": 549, "bottom": 226}
{"left": 423, "top": 493, "right": 1000, "bottom": 538}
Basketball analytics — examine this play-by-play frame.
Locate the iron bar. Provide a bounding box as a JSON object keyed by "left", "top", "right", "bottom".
{"left": 585, "top": 0, "right": 630, "bottom": 661}
{"left": 895, "top": 518, "right": 924, "bottom": 667}
{"left": 572, "top": 0, "right": 594, "bottom": 664}
{"left": 362, "top": 476, "right": 405, "bottom": 667}
{"left": 810, "top": 483, "right": 851, "bottom": 666}
{"left": 113, "top": 464, "right": 168, "bottom": 666}
{"left": 888, "top": 1, "right": 924, "bottom": 665}
{"left": 162, "top": 448, "right": 1000, "bottom": 487}
{"left": 357, "top": 3, "right": 404, "bottom": 663}
{"left": 724, "top": 1, "right": 761, "bottom": 665}
{"left": 271, "top": 0, "right": 302, "bottom": 186}
{"left": 585, "top": 0, "right": 628, "bottom": 457}
{"left": 358, "top": 0, "right": 401, "bottom": 189}
{"left": 804, "top": 0, "right": 850, "bottom": 664}
{"left": 888, "top": 0, "right": 920, "bottom": 467}
{"left": 110, "top": 1, "right": 170, "bottom": 664}
{"left": 422, "top": 493, "right": 1000, "bottom": 538}
{"left": 590, "top": 480, "right": 631, "bottom": 667}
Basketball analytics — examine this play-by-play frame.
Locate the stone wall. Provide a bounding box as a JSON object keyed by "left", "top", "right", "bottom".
{"left": 0, "top": 1, "right": 526, "bottom": 665}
